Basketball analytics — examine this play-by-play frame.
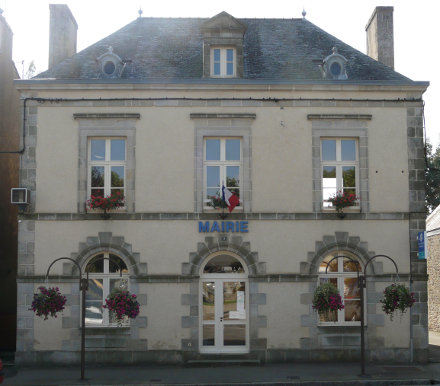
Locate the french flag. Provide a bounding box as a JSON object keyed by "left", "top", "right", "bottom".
{"left": 222, "top": 185, "right": 239, "bottom": 213}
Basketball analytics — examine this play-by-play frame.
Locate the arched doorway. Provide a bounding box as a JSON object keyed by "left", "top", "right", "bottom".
{"left": 199, "top": 251, "right": 249, "bottom": 354}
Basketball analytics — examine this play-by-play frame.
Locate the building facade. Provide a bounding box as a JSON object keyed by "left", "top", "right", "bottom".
{"left": 14, "top": 6, "right": 429, "bottom": 364}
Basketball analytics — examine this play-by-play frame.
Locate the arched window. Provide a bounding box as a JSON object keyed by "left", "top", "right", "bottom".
{"left": 318, "top": 251, "right": 361, "bottom": 325}
{"left": 84, "top": 252, "right": 129, "bottom": 326}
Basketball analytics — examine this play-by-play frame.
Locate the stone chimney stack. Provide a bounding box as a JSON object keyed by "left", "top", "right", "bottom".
{"left": 49, "top": 4, "right": 77, "bottom": 69}
{"left": 365, "top": 6, "right": 394, "bottom": 69}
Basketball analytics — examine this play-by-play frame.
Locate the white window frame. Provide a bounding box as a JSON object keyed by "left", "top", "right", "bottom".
{"left": 87, "top": 137, "right": 126, "bottom": 204}
{"left": 203, "top": 137, "right": 242, "bottom": 210}
{"left": 84, "top": 252, "right": 130, "bottom": 327}
{"left": 321, "top": 138, "right": 359, "bottom": 209}
{"left": 318, "top": 253, "right": 364, "bottom": 326}
{"left": 210, "top": 47, "right": 236, "bottom": 77}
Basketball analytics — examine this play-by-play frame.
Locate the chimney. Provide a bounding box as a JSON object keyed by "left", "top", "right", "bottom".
{"left": 365, "top": 6, "right": 394, "bottom": 69}
{"left": 48, "top": 4, "right": 77, "bottom": 69}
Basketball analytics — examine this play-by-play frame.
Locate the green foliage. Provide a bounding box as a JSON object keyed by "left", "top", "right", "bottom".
{"left": 426, "top": 140, "right": 440, "bottom": 213}
{"left": 312, "top": 282, "right": 344, "bottom": 314}
{"left": 380, "top": 283, "right": 415, "bottom": 320}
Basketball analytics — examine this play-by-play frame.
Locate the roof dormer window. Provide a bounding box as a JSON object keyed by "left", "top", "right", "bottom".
{"left": 97, "top": 46, "right": 123, "bottom": 79}
{"left": 211, "top": 47, "right": 235, "bottom": 77}
{"left": 322, "top": 47, "right": 348, "bottom": 80}
{"left": 201, "top": 12, "right": 247, "bottom": 78}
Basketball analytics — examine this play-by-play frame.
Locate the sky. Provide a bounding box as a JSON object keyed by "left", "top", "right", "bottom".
{"left": 1, "top": 0, "right": 438, "bottom": 147}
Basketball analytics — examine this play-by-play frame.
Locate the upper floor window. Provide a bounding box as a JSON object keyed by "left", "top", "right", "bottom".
{"left": 204, "top": 138, "right": 241, "bottom": 209}
{"left": 88, "top": 138, "right": 126, "bottom": 202}
{"left": 84, "top": 252, "right": 129, "bottom": 326}
{"left": 211, "top": 47, "right": 235, "bottom": 77}
{"left": 318, "top": 251, "right": 362, "bottom": 325}
{"left": 321, "top": 138, "right": 358, "bottom": 208}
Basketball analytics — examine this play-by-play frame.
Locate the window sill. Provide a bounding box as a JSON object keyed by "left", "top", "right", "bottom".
{"left": 317, "top": 322, "right": 363, "bottom": 327}
{"left": 86, "top": 207, "right": 127, "bottom": 214}
{"left": 85, "top": 325, "right": 130, "bottom": 330}
{"left": 322, "top": 207, "right": 360, "bottom": 214}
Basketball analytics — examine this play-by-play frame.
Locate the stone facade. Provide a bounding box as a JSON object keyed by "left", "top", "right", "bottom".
{"left": 13, "top": 7, "right": 429, "bottom": 365}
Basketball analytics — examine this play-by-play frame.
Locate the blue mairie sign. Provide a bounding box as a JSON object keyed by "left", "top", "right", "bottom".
{"left": 198, "top": 221, "right": 249, "bottom": 233}
{"left": 417, "top": 231, "right": 427, "bottom": 260}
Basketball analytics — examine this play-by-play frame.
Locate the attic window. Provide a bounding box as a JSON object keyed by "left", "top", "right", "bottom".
{"left": 97, "top": 46, "right": 123, "bottom": 79}
{"left": 211, "top": 47, "right": 235, "bottom": 77}
{"left": 322, "top": 47, "right": 348, "bottom": 80}
{"left": 103, "top": 60, "right": 116, "bottom": 76}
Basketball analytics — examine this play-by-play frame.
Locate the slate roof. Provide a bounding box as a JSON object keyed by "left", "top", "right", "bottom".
{"left": 36, "top": 16, "right": 414, "bottom": 83}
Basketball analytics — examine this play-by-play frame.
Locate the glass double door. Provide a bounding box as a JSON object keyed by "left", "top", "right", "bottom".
{"left": 200, "top": 279, "right": 248, "bottom": 353}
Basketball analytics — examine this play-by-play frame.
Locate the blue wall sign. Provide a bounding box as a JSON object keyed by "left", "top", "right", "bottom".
{"left": 418, "top": 231, "right": 427, "bottom": 260}
{"left": 198, "top": 221, "right": 249, "bottom": 233}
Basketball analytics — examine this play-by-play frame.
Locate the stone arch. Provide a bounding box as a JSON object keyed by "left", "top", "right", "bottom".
{"left": 301, "top": 231, "right": 381, "bottom": 276}
{"left": 64, "top": 232, "right": 146, "bottom": 276}
{"left": 182, "top": 234, "right": 265, "bottom": 276}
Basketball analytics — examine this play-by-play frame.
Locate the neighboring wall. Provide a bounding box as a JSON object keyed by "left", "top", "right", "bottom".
{"left": 427, "top": 206, "right": 440, "bottom": 332}
{"left": 0, "top": 11, "right": 20, "bottom": 351}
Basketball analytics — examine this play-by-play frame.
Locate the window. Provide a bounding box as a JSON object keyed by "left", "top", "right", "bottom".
{"left": 84, "top": 252, "right": 129, "bottom": 326}
{"left": 321, "top": 138, "right": 358, "bottom": 208}
{"left": 211, "top": 47, "right": 235, "bottom": 77}
{"left": 204, "top": 138, "right": 241, "bottom": 209}
{"left": 88, "top": 138, "right": 126, "bottom": 202}
{"left": 318, "top": 252, "right": 362, "bottom": 325}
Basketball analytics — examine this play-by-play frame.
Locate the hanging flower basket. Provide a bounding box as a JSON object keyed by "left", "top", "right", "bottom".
{"left": 380, "top": 283, "right": 415, "bottom": 320}
{"left": 103, "top": 288, "right": 140, "bottom": 324}
{"left": 312, "top": 282, "right": 345, "bottom": 317}
{"left": 30, "top": 286, "right": 67, "bottom": 320}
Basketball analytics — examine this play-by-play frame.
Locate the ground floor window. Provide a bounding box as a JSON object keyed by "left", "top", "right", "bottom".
{"left": 84, "top": 252, "right": 129, "bottom": 326}
{"left": 318, "top": 251, "right": 362, "bottom": 325}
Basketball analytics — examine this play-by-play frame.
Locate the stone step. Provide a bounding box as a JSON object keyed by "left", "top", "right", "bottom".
{"left": 186, "top": 359, "right": 261, "bottom": 366}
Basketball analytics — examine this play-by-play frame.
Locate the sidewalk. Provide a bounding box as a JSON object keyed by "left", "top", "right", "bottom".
{"left": 3, "top": 332, "right": 440, "bottom": 385}
{"left": 3, "top": 361, "right": 440, "bottom": 386}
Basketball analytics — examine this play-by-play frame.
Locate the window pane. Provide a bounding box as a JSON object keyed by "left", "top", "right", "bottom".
{"left": 319, "top": 310, "right": 338, "bottom": 322}
{"left": 342, "top": 166, "right": 356, "bottom": 188}
{"left": 343, "top": 259, "right": 360, "bottom": 272}
{"left": 203, "top": 325, "right": 215, "bottom": 346}
{"left": 223, "top": 282, "right": 246, "bottom": 320}
{"left": 341, "top": 140, "right": 356, "bottom": 161}
{"left": 344, "top": 300, "right": 361, "bottom": 321}
{"left": 207, "top": 188, "right": 219, "bottom": 199}
{"left": 111, "top": 139, "right": 126, "bottom": 161}
{"left": 203, "top": 255, "right": 244, "bottom": 274}
{"left": 226, "top": 49, "right": 234, "bottom": 62}
{"left": 111, "top": 166, "right": 125, "bottom": 188}
{"left": 207, "top": 166, "right": 220, "bottom": 188}
{"left": 109, "top": 254, "right": 128, "bottom": 273}
{"left": 344, "top": 277, "right": 360, "bottom": 299}
{"left": 91, "top": 188, "right": 104, "bottom": 198}
{"left": 91, "top": 140, "right": 105, "bottom": 160}
{"left": 226, "top": 62, "right": 233, "bottom": 75}
{"left": 86, "top": 254, "right": 104, "bottom": 273}
{"left": 110, "top": 278, "right": 128, "bottom": 292}
{"left": 224, "top": 325, "right": 246, "bottom": 346}
{"left": 203, "top": 282, "right": 215, "bottom": 321}
{"left": 226, "top": 139, "right": 240, "bottom": 160}
{"left": 213, "top": 49, "right": 220, "bottom": 61}
{"left": 91, "top": 166, "right": 104, "bottom": 187}
{"left": 226, "top": 166, "right": 240, "bottom": 185}
{"left": 206, "top": 139, "right": 220, "bottom": 160}
{"left": 85, "top": 278, "right": 103, "bottom": 325}
{"left": 323, "top": 166, "right": 336, "bottom": 205}
{"left": 322, "top": 140, "right": 336, "bottom": 161}
{"left": 319, "top": 258, "right": 338, "bottom": 273}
